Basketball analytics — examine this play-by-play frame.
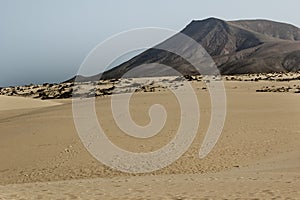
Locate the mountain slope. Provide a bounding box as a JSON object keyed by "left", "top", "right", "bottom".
{"left": 70, "top": 18, "right": 300, "bottom": 81}
{"left": 231, "top": 19, "right": 300, "bottom": 41}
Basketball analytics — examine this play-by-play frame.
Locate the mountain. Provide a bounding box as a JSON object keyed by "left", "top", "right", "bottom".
{"left": 68, "top": 18, "right": 300, "bottom": 82}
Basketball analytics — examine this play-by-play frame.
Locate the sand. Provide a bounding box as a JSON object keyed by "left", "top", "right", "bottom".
{"left": 0, "top": 79, "right": 299, "bottom": 199}
{"left": 0, "top": 96, "right": 61, "bottom": 111}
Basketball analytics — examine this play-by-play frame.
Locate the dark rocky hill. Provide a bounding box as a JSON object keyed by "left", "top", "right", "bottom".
{"left": 68, "top": 17, "right": 300, "bottom": 82}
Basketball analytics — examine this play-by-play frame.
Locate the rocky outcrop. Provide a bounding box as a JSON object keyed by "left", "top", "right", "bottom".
{"left": 1, "top": 72, "right": 300, "bottom": 100}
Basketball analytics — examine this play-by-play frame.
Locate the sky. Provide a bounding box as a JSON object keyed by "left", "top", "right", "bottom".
{"left": 0, "top": 0, "right": 300, "bottom": 86}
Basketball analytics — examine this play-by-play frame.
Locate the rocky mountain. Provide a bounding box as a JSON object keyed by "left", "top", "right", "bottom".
{"left": 69, "top": 17, "right": 300, "bottom": 81}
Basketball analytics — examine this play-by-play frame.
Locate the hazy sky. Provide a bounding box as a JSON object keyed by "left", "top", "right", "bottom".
{"left": 1, "top": 0, "right": 300, "bottom": 86}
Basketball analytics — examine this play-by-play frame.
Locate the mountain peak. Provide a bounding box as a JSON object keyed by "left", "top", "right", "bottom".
{"left": 185, "top": 17, "right": 228, "bottom": 30}
{"left": 181, "top": 17, "right": 265, "bottom": 56}
{"left": 191, "top": 17, "right": 225, "bottom": 23}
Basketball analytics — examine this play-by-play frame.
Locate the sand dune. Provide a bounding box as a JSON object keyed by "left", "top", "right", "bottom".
{"left": 0, "top": 79, "right": 299, "bottom": 199}
{"left": 0, "top": 96, "right": 61, "bottom": 111}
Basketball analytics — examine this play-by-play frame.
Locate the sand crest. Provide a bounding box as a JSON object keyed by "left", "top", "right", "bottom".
{"left": 0, "top": 96, "right": 61, "bottom": 111}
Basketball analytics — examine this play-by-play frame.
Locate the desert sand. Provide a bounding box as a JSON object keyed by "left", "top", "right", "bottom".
{"left": 0, "top": 76, "right": 299, "bottom": 199}
{"left": 0, "top": 96, "right": 61, "bottom": 111}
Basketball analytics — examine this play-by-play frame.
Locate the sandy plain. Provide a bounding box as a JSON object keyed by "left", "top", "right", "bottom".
{"left": 0, "top": 76, "right": 299, "bottom": 199}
